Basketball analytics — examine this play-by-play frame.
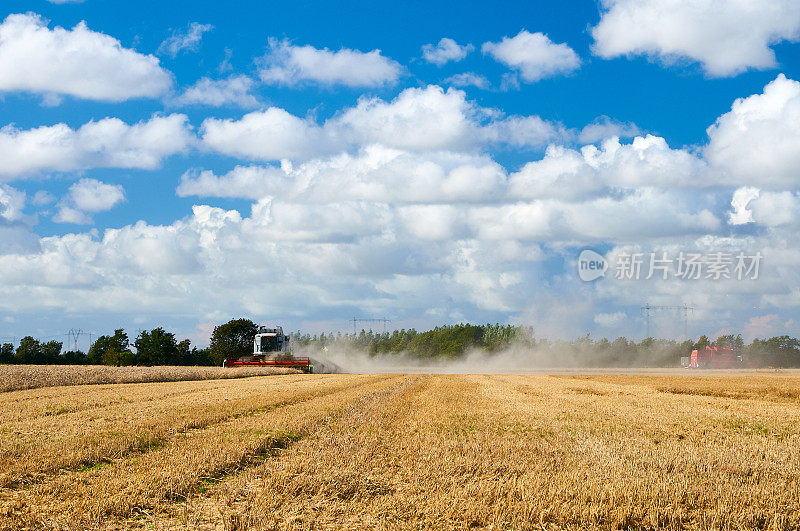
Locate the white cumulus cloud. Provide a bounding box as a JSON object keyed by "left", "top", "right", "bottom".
{"left": 173, "top": 75, "right": 259, "bottom": 108}
{"left": 591, "top": 0, "right": 800, "bottom": 77}
{"left": 201, "top": 107, "right": 334, "bottom": 161}
{"left": 706, "top": 74, "right": 800, "bottom": 188}
{"left": 0, "top": 13, "right": 172, "bottom": 102}
{"left": 53, "top": 178, "right": 125, "bottom": 225}
{"left": 508, "top": 135, "right": 710, "bottom": 201}
{"left": 179, "top": 146, "right": 508, "bottom": 204}
{"left": 5, "top": 72, "right": 800, "bottom": 338}
{"left": 422, "top": 38, "right": 473, "bottom": 65}
{"left": 200, "top": 85, "right": 563, "bottom": 161}
{"left": 258, "top": 38, "right": 402, "bottom": 87}
{"left": 0, "top": 184, "right": 26, "bottom": 223}
{"left": 68, "top": 178, "right": 125, "bottom": 212}
{"left": 0, "top": 114, "right": 193, "bottom": 179}
{"left": 482, "top": 30, "right": 581, "bottom": 82}
{"left": 53, "top": 205, "right": 92, "bottom": 225}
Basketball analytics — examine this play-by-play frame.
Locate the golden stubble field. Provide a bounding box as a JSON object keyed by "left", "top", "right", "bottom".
{"left": 1, "top": 370, "right": 800, "bottom": 530}
{"left": 0, "top": 365, "right": 296, "bottom": 393}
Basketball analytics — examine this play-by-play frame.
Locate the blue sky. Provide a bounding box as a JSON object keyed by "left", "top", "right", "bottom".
{"left": 1, "top": 0, "right": 800, "bottom": 347}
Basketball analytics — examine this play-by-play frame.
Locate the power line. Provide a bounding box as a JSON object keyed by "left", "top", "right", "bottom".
{"left": 641, "top": 303, "right": 695, "bottom": 339}
{"left": 67, "top": 329, "right": 83, "bottom": 352}
{"left": 352, "top": 317, "right": 391, "bottom": 335}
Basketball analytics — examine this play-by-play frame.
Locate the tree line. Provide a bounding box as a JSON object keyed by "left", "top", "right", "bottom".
{"left": 2, "top": 319, "right": 800, "bottom": 368}
{"left": 293, "top": 327, "right": 800, "bottom": 368}
{"left": 0, "top": 319, "right": 260, "bottom": 367}
{"left": 291, "top": 323, "right": 535, "bottom": 358}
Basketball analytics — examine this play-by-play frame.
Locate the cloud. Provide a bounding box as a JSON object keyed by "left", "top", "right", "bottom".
{"left": 481, "top": 115, "right": 567, "bottom": 149}
{"left": 0, "top": 13, "right": 172, "bottom": 102}
{"left": 594, "top": 311, "right": 626, "bottom": 327}
{"left": 591, "top": 0, "right": 800, "bottom": 77}
{"left": 0, "top": 185, "right": 39, "bottom": 253}
{"left": 53, "top": 178, "right": 125, "bottom": 225}
{"left": 508, "top": 135, "right": 710, "bottom": 201}
{"left": 0, "top": 113, "right": 193, "bottom": 179}
{"left": 179, "top": 150, "right": 721, "bottom": 245}
{"left": 421, "top": 38, "right": 473, "bottom": 65}
{"left": 200, "top": 85, "right": 563, "bottom": 161}
{"left": 201, "top": 107, "right": 333, "bottom": 161}
{"left": 67, "top": 178, "right": 125, "bottom": 212}
{"left": 744, "top": 314, "right": 779, "bottom": 341}
{"left": 578, "top": 117, "right": 640, "bottom": 144}
{"left": 332, "top": 86, "right": 486, "bottom": 151}
{"left": 0, "top": 184, "right": 725, "bottom": 325}
{"left": 6, "top": 74, "right": 800, "bottom": 338}
{"left": 172, "top": 75, "right": 260, "bottom": 108}
{"left": 31, "top": 190, "right": 55, "bottom": 207}
{"left": 466, "top": 189, "right": 719, "bottom": 243}
{"left": 179, "top": 146, "right": 508, "bottom": 204}
{"left": 0, "top": 184, "right": 26, "bottom": 224}
{"left": 258, "top": 38, "right": 402, "bottom": 87}
{"left": 747, "top": 191, "right": 800, "bottom": 227}
{"left": 53, "top": 205, "right": 92, "bottom": 225}
{"left": 706, "top": 74, "right": 800, "bottom": 188}
{"left": 444, "top": 72, "right": 490, "bottom": 90}
{"left": 157, "top": 22, "right": 213, "bottom": 58}
{"left": 482, "top": 30, "right": 581, "bottom": 82}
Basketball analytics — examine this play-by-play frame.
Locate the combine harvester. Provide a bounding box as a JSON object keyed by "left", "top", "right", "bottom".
{"left": 223, "top": 326, "right": 313, "bottom": 373}
{"left": 684, "top": 345, "right": 753, "bottom": 369}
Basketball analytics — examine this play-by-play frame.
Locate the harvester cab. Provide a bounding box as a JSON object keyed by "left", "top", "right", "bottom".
{"left": 223, "top": 325, "right": 313, "bottom": 373}
{"left": 254, "top": 326, "right": 290, "bottom": 355}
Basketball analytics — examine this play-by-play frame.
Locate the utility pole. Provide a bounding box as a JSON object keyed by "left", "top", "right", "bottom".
{"left": 641, "top": 303, "right": 695, "bottom": 339}
{"left": 351, "top": 317, "right": 391, "bottom": 335}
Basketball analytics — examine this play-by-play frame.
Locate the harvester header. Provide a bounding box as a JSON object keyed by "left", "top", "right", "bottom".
{"left": 223, "top": 325, "right": 313, "bottom": 373}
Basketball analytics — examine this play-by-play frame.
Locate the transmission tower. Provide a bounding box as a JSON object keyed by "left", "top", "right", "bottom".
{"left": 352, "top": 317, "right": 391, "bottom": 335}
{"left": 67, "top": 329, "right": 83, "bottom": 352}
{"left": 641, "top": 303, "right": 695, "bottom": 339}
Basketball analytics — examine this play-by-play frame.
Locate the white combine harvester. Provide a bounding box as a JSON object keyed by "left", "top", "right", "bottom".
{"left": 222, "top": 326, "right": 313, "bottom": 373}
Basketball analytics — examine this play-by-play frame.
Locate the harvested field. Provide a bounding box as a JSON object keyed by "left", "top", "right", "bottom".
{"left": 1, "top": 372, "right": 800, "bottom": 529}
{"left": 0, "top": 364, "right": 296, "bottom": 393}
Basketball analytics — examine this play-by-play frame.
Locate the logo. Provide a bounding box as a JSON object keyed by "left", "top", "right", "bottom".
{"left": 578, "top": 249, "right": 607, "bottom": 282}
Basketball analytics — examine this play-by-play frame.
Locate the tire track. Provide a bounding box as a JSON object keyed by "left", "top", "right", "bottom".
{"left": 0, "top": 375, "right": 402, "bottom": 529}
{"left": 0, "top": 374, "right": 379, "bottom": 489}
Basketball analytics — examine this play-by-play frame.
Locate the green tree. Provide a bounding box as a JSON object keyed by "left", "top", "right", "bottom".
{"left": 41, "top": 340, "right": 63, "bottom": 364}
{"left": 88, "top": 329, "right": 132, "bottom": 365}
{"left": 192, "top": 347, "right": 214, "bottom": 366}
{"left": 62, "top": 350, "right": 88, "bottom": 365}
{"left": 693, "top": 335, "right": 710, "bottom": 351}
{"left": 0, "top": 343, "right": 14, "bottom": 364}
{"left": 15, "top": 336, "right": 42, "bottom": 364}
{"left": 209, "top": 319, "right": 258, "bottom": 366}
{"left": 177, "top": 339, "right": 193, "bottom": 365}
{"left": 134, "top": 328, "right": 179, "bottom": 366}
{"left": 714, "top": 334, "right": 744, "bottom": 350}
{"left": 750, "top": 336, "right": 800, "bottom": 367}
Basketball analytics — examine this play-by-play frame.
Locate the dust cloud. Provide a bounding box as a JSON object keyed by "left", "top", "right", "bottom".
{"left": 301, "top": 342, "right": 690, "bottom": 374}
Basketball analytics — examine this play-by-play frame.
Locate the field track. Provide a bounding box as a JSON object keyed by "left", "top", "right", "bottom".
{"left": 2, "top": 372, "right": 800, "bottom": 529}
